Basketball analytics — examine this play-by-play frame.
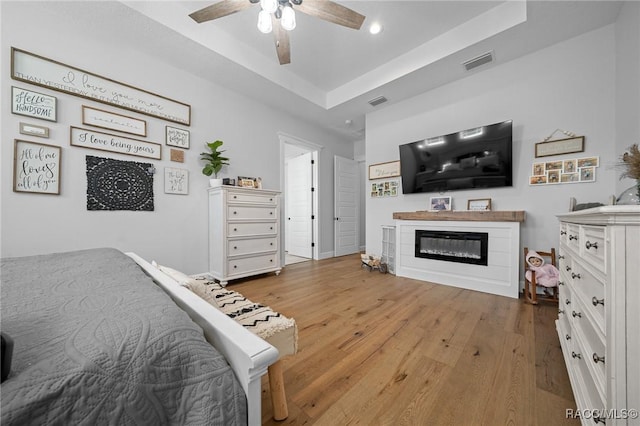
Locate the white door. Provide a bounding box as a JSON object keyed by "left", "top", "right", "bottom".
{"left": 334, "top": 155, "right": 359, "bottom": 257}
{"left": 287, "top": 152, "right": 313, "bottom": 258}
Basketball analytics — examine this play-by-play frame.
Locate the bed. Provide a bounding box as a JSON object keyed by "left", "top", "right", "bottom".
{"left": 0, "top": 248, "right": 278, "bottom": 426}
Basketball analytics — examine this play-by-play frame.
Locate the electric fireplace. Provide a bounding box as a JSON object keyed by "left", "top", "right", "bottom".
{"left": 415, "top": 230, "right": 488, "bottom": 266}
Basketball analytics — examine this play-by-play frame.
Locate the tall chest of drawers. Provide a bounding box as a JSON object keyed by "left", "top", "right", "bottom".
{"left": 209, "top": 185, "right": 282, "bottom": 286}
{"left": 556, "top": 206, "right": 640, "bottom": 425}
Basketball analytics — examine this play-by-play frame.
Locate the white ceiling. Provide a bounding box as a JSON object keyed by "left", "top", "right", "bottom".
{"left": 63, "top": 1, "right": 624, "bottom": 141}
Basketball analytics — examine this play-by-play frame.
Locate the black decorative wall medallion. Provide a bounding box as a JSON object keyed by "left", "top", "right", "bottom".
{"left": 86, "top": 156, "right": 154, "bottom": 211}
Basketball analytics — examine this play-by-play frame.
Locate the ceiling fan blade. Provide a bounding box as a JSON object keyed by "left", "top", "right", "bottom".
{"left": 272, "top": 15, "right": 291, "bottom": 65}
{"left": 295, "top": 0, "right": 365, "bottom": 30}
{"left": 189, "top": 0, "right": 254, "bottom": 23}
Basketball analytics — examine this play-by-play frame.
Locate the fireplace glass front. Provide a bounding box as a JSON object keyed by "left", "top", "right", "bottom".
{"left": 415, "top": 230, "right": 488, "bottom": 266}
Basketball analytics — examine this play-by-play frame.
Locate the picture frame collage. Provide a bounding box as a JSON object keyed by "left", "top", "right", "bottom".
{"left": 370, "top": 180, "right": 399, "bottom": 198}
{"left": 529, "top": 156, "right": 599, "bottom": 185}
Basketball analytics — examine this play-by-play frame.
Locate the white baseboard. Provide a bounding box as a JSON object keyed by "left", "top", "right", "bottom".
{"left": 319, "top": 251, "right": 334, "bottom": 260}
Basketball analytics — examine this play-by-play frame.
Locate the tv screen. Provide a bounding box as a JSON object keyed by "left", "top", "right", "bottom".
{"left": 399, "top": 120, "right": 512, "bottom": 194}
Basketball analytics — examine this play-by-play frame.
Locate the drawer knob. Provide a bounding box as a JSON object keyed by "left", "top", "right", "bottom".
{"left": 571, "top": 272, "right": 581, "bottom": 280}
{"left": 233, "top": 228, "right": 237, "bottom": 232}
{"left": 558, "top": 309, "right": 565, "bottom": 315}
{"left": 594, "top": 417, "right": 606, "bottom": 425}
{"left": 569, "top": 234, "right": 578, "bottom": 241}
{"left": 592, "top": 353, "right": 605, "bottom": 364}
{"left": 571, "top": 351, "right": 582, "bottom": 359}
{"left": 565, "top": 334, "right": 571, "bottom": 340}
{"left": 270, "top": 259, "right": 273, "bottom": 262}
{"left": 270, "top": 226, "right": 273, "bottom": 230}
{"left": 592, "top": 296, "right": 604, "bottom": 307}
{"left": 270, "top": 198, "right": 273, "bottom": 201}
{"left": 558, "top": 281, "right": 565, "bottom": 286}
{"left": 270, "top": 242, "right": 273, "bottom": 246}
{"left": 233, "top": 246, "right": 238, "bottom": 250}
{"left": 571, "top": 311, "right": 582, "bottom": 318}
{"left": 565, "top": 299, "right": 571, "bottom": 305}
{"left": 233, "top": 265, "right": 237, "bottom": 269}
{"left": 270, "top": 212, "right": 273, "bottom": 215}
{"left": 558, "top": 255, "right": 565, "bottom": 260}
{"left": 585, "top": 240, "right": 598, "bottom": 250}
{"left": 565, "top": 266, "right": 572, "bottom": 272}
{"left": 233, "top": 195, "right": 237, "bottom": 199}
{"left": 560, "top": 230, "right": 567, "bottom": 235}
{"left": 233, "top": 211, "right": 237, "bottom": 215}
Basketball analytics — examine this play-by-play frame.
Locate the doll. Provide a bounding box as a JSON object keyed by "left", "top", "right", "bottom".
{"left": 525, "top": 250, "right": 560, "bottom": 287}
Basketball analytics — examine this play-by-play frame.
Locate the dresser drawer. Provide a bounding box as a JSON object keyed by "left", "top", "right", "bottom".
{"left": 570, "top": 262, "right": 605, "bottom": 334}
{"left": 228, "top": 222, "right": 277, "bottom": 237}
{"left": 569, "top": 297, "right": 606, "bottom": 401}
{"left": 570, "top": 337, "right": 606, "bottom": 417}
{"left": 228, "top": 191, "right": 277, "bottom": 205}
{"left": 228, "top": 205, "right": 277, "bottom": 220}
{"left": 581, "top": 225, "right": 606, "bottom": 275}
{"left": 227, "top": 253, "right": 278, "bottom": 276}
{"left": 228, "top": 237, "right": 277, "bottom": 256}
{"left": 566, "top": 224, "right": 580, "bottom": 252}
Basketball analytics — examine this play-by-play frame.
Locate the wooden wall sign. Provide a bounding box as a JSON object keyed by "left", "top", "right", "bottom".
{"left": 70, "top": 127, "right": 161, "bottom": 160}
{"left": 13, "top": 139, "right": 61, "bottom": 194}
{"left": 11, "top": 47, "right": 191, "bottom": 126}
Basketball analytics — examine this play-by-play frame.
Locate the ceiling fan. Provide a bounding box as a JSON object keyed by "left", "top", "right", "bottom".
{"left": 189, "top": 0, "right": 366, "bottom": 65}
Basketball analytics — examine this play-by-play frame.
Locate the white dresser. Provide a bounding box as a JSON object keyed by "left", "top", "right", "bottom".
{"left": 556, "top": 206, "right": 640, "bottom": 425}
{"left": 208, "top": 186, "right": 282, "bottom": 286}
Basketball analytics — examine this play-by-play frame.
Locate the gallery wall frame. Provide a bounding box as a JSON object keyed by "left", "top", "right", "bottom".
{"left": 13, "top": 139, "right": 61, "bottom": 194}
{"left": 70, "top": 126, "right": 161, "bottom": 160}
{"left": 369, "top": 160, "right": 400, "bottom": 180}
{"left": 164, "top": 167, "right": 189, "bottom": 195}
{"left": 165, "top": 126, "right": 190, "bottom": 149}
{"left": 11, "top": 86, "right": 56, "bottom": 122}
{"left": 535, "top": 136, "right": 584, "bottom": 158}
{"left": 19, "top": 122, "right": 49, "bottom": 138}
{"left": 82, "top": 106, "right": 147, "bottom": 137}
{"left": 11, "top": 47, "right": 191, "bottom": 125}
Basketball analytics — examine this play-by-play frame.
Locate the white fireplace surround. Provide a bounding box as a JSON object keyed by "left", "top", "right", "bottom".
{"left": 395, "top": 219, "right": 521, "bottom": 298}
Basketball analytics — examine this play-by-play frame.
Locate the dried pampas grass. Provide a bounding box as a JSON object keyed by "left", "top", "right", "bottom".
{"left": 619, "top": 144, "right": 640, "bottom": 180}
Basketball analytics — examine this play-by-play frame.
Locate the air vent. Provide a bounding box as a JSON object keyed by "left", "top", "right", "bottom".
{"left": 462, "top": 51, "right": 494, "bottom": 71}
{"left": 368, "top": 96, "right": 388, "bottom": 107}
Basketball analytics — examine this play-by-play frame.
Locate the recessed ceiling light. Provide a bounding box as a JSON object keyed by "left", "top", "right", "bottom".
{"left": 369, "top": 22, "right": 383, "bottom": 35}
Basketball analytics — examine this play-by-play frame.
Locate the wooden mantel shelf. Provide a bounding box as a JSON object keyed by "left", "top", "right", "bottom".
{"left": 393, "top": 210, "right": 526, "bottom": 222}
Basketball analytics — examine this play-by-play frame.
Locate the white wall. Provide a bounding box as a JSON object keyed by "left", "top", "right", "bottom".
{"left": 365, "top": 25, "right": 618, "bottom": 258}
{"left": 615, "top": 1, "right": 640, "bottom": 193}
{"left": 354, "top": 139, "right": 366, "bottom": 249}
{"left": 0, "top": 2, "right": 353, "bottom": 272}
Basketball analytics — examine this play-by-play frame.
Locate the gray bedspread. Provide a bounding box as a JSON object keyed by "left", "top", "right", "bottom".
{"left": 0, "top": 248, "right": 247, "bottom": 425}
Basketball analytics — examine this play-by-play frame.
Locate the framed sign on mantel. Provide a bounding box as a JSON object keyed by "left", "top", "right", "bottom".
{"left": 11, "top": 47, "right": 191, "bottom": 126}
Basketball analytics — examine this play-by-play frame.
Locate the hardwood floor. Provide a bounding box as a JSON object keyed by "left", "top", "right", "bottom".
{"left": 232, "top": 254, "right": 579, "bottom": 425}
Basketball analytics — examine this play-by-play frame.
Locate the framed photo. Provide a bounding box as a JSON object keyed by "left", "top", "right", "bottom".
{"left": 164, "top": 167, "right": 189, "bottom": 195}
{"left": 238, "top": 176, "right": 257, "bottom": 188}
{"left": 532, "top": 162, "right": 545, "bottom": 176}
{"left": 561, "top": 173, "right": 579, "bottom": 183}
{"left": 547, "top": 170, "right": 560, "bottom": 184}
{"left": 13, "top": 139, "right": 61, "bottom": 194}
{"left": 19, "top": 122, "right": 49, "bottom": 138}
{"left": 580, "top": 167, "right": 595, "bottom": 182}
{"left": 429, "top": 196, "right": 451, "bottom": 211}
{"left": 369, "top": 160, "right": 400, "bottom": 180}
{"left": 11, "top": 86, "right": 56, "bottom": 122}
{"left": 563, "top": 159, "right": 577, "bottom": 173}
{"left": 165, "top": 126, "right": 190, "bottom": 149}
{"left": 467, "top": 198, "right": 491, "bottom": 211}
{"left": 82, "top": 106, "right": 147, "bottom": 137}
{"left": 545, "top": 160, "right": 563, "bottom": 171}
{"left": 577, "top": 157, "right": 599, "bottom": 168}
{"left": 530, "top": 176, "right": 547, "bottom": 185}
{"left": 535, "top": 136, "right": 584, "bottom": 158}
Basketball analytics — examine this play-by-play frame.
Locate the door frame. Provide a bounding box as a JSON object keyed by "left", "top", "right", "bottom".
{"left": 279, "top": 131, "right": 322, "bottom": 261}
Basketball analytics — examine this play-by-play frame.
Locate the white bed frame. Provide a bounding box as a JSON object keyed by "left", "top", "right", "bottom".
{"left": 127, "top": 253, "right": 279, "bottom": 426}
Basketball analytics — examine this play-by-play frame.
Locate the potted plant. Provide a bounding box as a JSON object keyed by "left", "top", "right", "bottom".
{"left": 200, "top": 140, "right": 230, "bottom": 187}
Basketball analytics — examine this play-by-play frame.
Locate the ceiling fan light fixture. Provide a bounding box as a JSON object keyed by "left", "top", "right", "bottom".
{"left": 369, "top": 22, "right": 383, "bottom": 35}
{"left": 260, "top": 0, "right": 278, "bottom": 14}
{"left": 257, "top": 10, "right": 272, "bottom": 33}
{"left": 281, "top": 4, "right": 296, "bottom": 31}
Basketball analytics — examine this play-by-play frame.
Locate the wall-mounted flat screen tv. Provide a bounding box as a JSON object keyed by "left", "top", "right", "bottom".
{"left": 399, "top": 120, "right": 513, "bottom": 194}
